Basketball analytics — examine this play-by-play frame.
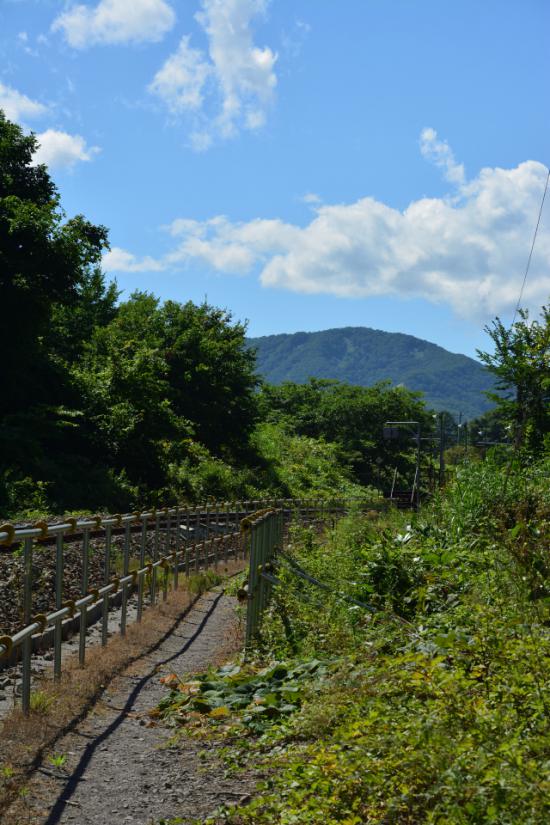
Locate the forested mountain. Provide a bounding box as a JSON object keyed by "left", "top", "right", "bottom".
{"left": 248, "top": 327, "right": 495, "bottom": 419}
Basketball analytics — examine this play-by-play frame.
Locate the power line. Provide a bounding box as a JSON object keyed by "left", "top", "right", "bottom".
{"left": 512, "top": 165, "right": 550, "bottom": 326}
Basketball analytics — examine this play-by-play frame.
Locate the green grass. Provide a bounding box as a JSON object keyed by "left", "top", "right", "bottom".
{"left": 157, "top": 453, "right": 550, "bottom": 824}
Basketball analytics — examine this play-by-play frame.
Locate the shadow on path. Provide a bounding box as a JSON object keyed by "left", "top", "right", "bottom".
{"left": 43, "top": 592, "right": 224, "bottom": 825}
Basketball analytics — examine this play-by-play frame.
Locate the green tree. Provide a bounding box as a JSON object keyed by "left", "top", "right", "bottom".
{"left": 477, "top": 306, "right": 550, "bottom": 453}
{"left": 0, "top": 111, "right": 109, "bottom": 416}
{"left": 76, "top": 292, "right": 260, "bottom": 501}
{"left": 76, "top": 293, "right": 189, "bottom": 496}
{"left": 259, "top": 379, "right": 431, "bottom": 490}
{"left": 159, "top": 299, "right": 259, "bottom": 458}
{"left": 0, "top": 111, "right": 112, "bottom": 512}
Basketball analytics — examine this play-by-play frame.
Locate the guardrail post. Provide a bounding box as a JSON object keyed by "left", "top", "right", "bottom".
{"left": 120, "top": 521, "right": 131, "bottom": 634}
{"left": 165, "top": 508, "right": 171, "bottom": 557}
{"left": 245, "top": 522, "right": 258, "bottom": 648}
{"left": 152, "top": 512, "right": 159, "bottom": 604}
{"left": 79, "top": 528, "right": 90, "bottom": 666}
{"left": 184, "top": 505, "right": 190, "bottom": 551}
{"left": 102, "top": 524, "right": 112, "bottom": 643}
{"left": 162, "top": 559, "right": 169, "bottom": 601}
{"left": 257, "top": 517, "right": 266, "bottom": 619}
{"left": 224, "top": 502, "right": 230, "bottom": 564}
{"left": 22, "top": 537, "right": 33, "bottom": 714}
{"left": 136, "top": 518, "right": 146, "bottom": 623}
{"left": 174, "top": 506, "right": 180, "bottom": 590}
{"left": 54, "top": 532, "right": 64, "bottom": 679}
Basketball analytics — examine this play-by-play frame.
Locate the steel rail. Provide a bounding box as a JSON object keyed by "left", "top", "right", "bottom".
{"left": 0, "top": 496, "right": 383, "bottom": 547}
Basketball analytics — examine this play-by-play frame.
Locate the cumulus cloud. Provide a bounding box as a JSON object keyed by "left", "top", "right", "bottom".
{"left": 420, "top": 127, "right": 465, "bottom": 186}
{"left": 33, "top": 129, "right": 101, "bottom": 169}
{"left": 0, "top": 82, "right": 48, "bottom": 122}
{"left": 148, "top": 36, "right": 211, "bottom": 112}
{"left": 103, "top": 132, "right": 550, "bottom": 320}
{"left": 102, "top": 246, "right": 164, "bottom": 272}
{"left": 149, "top": 0, "right": 277, "bottom": 145}
{"left": 52, "top": 0, "right": 176, "bottom": 48}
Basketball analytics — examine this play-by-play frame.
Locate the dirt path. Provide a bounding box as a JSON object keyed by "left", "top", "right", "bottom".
{"left": 8, "top": 591, "right": 252, "bottom": 825}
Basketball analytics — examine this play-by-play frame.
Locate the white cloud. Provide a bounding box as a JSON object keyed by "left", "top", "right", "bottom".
{"left": 103, "top": 132, "right": 550, "bottom": 320}
{"left": 0, "top": 82, "right": 48, "bottom": 122}
{"left": 420, "top": 127, "right": 465, "bottom": 186}
{"left": 148, "top": 35, "right": 211, "bottom": 112}
{"left": 149, "top": 0, "right": 277, "bottom": 146}
{"left": 102, "top": 247, "right": 164, "bottom": 272}
{"left": 33, "top": 130, "right": 101, "bottom": 169}
{"left": 302, "top": 192, "right": 322, "bottom": 205}
{"left": 52, "top": 0, "right": 176, "bottom": 48}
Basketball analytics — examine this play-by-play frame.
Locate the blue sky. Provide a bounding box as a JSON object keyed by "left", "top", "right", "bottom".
{"left": 1, "top": 0, "right": 549, "bottom": 357}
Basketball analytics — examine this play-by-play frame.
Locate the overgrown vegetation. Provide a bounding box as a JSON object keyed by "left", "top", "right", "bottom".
{"left": 157, "top": 453, "right": 550, "bottom": 823}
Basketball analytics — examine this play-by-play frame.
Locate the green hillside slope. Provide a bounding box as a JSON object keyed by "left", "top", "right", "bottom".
{"left": 248, "top": 327, "right": 495, "bottom": 419}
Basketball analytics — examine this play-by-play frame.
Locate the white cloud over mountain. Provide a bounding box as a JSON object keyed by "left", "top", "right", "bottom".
{"left": 33, "top": 130, "right": 101, "bottom": 169}
{"left": 52, "top": 0, "right": 176, "bottom": 48}
{"left": 0, "top": 82, "right": 48, "bottom": 122}
{"left": 149, "top": 0, "right": 277, "bottom": 146}
{"left": 103, "top": 131, "right": 550, "bottom": 320}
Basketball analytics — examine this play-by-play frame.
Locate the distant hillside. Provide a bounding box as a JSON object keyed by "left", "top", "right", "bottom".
{"left": 248, "top": 327, "right": 495, "bottom": 419}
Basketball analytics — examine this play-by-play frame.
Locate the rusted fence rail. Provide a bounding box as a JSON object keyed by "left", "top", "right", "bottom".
{"left": 0, "top": 496, "right": 384, "bottom": 713}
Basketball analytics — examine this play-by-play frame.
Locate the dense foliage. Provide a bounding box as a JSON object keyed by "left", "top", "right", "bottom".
{"left": 159, "top": 453, "right": 550, "bottom": 824}
{"left": 0, "top": 112, "right": 264, "bottom": 514}
{"left": 248, "top": 327, "right": 495, "bottom": 419}
{"left": 477, "top": 306, "right": 550, "bottom": 454}
{"left": 258, "top": 379, "right": 432, "bottom": 491}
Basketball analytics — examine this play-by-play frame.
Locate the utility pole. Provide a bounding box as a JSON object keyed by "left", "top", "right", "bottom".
{"left": 384, "top": 420, "right": 421, "bottom": 508}
{"left": 416, "top": 423, "right": 421, "bottom": 508}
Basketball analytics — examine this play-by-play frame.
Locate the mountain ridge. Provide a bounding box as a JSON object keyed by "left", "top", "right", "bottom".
{"left": 247, "top": 326, "right": 494, "bottom": 419}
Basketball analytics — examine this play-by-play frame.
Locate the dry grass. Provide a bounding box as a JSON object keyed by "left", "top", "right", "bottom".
{"left": 0, "top": 559, "right": 245, "bottom": 821}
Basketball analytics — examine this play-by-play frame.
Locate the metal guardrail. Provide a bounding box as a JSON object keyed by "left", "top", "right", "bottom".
{"left": 242, "top": 498, "right": 384, "bottom": 646}
{"left": 244, "top": 508, "right": 284, "bottom": 647}
{"left": 0, "top": 497, "right": 382, "bottom": 714}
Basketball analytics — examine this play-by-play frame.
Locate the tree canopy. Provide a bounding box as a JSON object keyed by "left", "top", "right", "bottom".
{"left": 258, "top": 378, "right": 432, "bottom": 490}
{"left": 0, "top": 112, "right": 110, "bottom": 417}
{"left": 0, "top": 110, "right": 261, "bottom": 514}
{"left": 477, "top": 306, "right": 550, "bottom": 454}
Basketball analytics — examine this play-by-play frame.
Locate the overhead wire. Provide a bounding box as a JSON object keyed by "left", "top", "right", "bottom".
{"left": 500, "top": 164, "right": 550, "bottom": 494}
{"left": 511, "top": 165, "right": 550, "bottom": 325}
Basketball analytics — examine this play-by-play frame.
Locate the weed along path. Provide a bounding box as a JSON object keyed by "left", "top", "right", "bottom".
{"left": 4, "top": 590, "right": 253, "bottom": 825}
